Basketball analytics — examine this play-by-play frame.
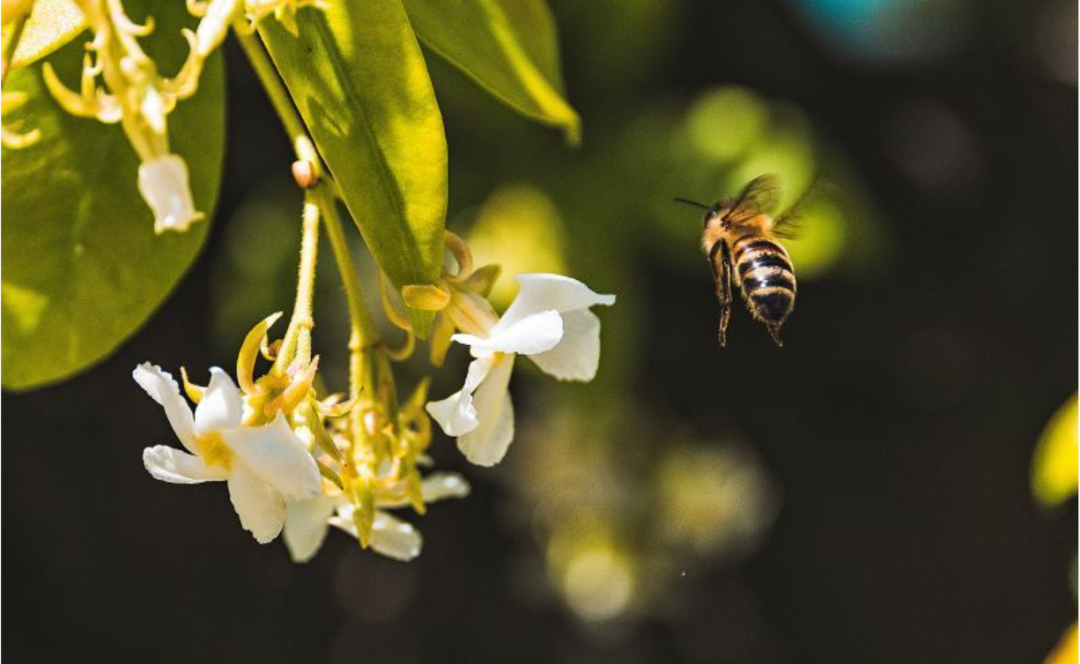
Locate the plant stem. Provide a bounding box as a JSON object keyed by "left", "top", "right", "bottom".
{"left": 234, "top": 23, "right": 373, "bottom": 353}
{"left": 235, "top": 22, "right": 383, "bottom": 444}
{"left": 316, "top": 185, "right": 380, "bottom": 362}
{"left": 275, "top": 196, "right": 320, "bottom": 372}
{"left": 316, "top": 184, "right": 384, "bottom": 451}
{"left": 233, "top": 24, "right": 309, "bottom": 148}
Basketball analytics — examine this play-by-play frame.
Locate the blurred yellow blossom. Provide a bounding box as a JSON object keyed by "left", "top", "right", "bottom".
{"left": 1044, "top": 622, "right": 1077, "bottom": 664}
{"left": 467, "top": 184, "right": 569, "bottom": 309}
{"left": 1032, "top": 394, "right": 1078, "bottom": 508}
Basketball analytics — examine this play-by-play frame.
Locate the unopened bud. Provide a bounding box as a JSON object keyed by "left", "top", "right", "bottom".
{"left": 402, "top": 284, "right": 451, "bottom": 311}
{"left": 291, "top": 159, "right": 319, "bottom": 189}
{"left": 138, "top": 154, "right": 203, "bottom": 234}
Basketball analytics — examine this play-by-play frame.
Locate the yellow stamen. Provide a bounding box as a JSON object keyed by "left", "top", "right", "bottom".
{"left": 268, "top": 356, "right": 319, "bottom": 416}
{"left": 384, "top": 331, "right": 415, "bottom": 362}
{"left": 461, "top": 263, "right": 501, "bottom": 297}
{"left": 443, "top": 231, "right": 473, "bottom": 280}
{"left": 318, "top": 393, "right": 361, "bottom": 418}
{"left": 428, "top": 311, "right": 456, "bottom": 367}
{"left": 379, "top": 271, "right": 413, "bottom": 332}
{"left": 179, "top": 366, "right": 205, "bottom": 404}
{"left": 445, "top": 289, "right": 500, "bottom": 337}
{"left": 237, "top": 311, "right": 282, "bottom": 394}
{"left": 401, "top": 284, "right": 450, "bottom": 311}
{"left": 194, "top": 431, "right": 232, "bottom": 469}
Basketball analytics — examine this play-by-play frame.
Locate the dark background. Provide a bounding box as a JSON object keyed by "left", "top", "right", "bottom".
{"left": 5, "top": 0, "right": 1077, "bottom": 663}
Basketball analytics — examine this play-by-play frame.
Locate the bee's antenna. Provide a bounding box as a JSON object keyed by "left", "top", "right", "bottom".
{"left": 672, "top": 197, "right": 713, "bottom": 211}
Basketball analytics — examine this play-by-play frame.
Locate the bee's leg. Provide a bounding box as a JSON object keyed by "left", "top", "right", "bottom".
{"left": 719, "top": 244, "right": 733, "bottom": 347}
{"left": 767, "top": 324, "right": 784, "bottom": 348}
{"left": 711, "top": 241, "right": 733, "bottom": 347}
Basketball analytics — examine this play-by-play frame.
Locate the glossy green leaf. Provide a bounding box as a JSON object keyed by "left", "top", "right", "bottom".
{"left": 402, "top": 0, "right": 580, "bottom": 143}
{"left": 10, "top": 0, "right": 87, "bottom": 69}
{"left": 259, "top": 3, "right": 447, "bottom": 337}
{"left": 1, "top": 0, "right": 225, "bottom": 389}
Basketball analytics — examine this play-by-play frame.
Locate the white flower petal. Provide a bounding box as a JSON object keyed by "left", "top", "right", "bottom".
{"left": 283, "top": 495, "right": 340, "bottom": 563}
{"left": 195, "top": 0, "right": 241, "bottom": 55}
{"left": 528, "top": 309, "right": 603, "bottom": 382}
{"left": 374, "top": 472, "right": 471, "bottom": 510}
{"left": 420, "top": 473, "right": 471, "bottom": 503}
{"left": 370, "top": 512, "right": 423, "bottom": 561}
{"left": 329, "top": 507, "right": 423, "bottom": 561}
{"left": 137, "top": 154, "right": 202, "bottom": 234}
{"left": 426, "top": 356, "right": 495, "bottom": 436}
{"left": 221, "top": 412, "right": 321, "bottom": 501}
{"left": 496, "top": 273, "right": 615, "bottom": 330}
{"left": 133, "top": 363, "right": 197, "bottom": 452}
{"left": 227, "top": 462, "right": 286, "bottom": 544}
{"left": 328, "top": 503, "right": 357, "bottom": 535}
{"left": 453, "top": 310, "right": 563, "bottom": 356}
{"left": 457, "top": 355, "right": 516, "bottom": 467}
{"left": 143, "top": 445, "right": 228, "bottom": 484}
{"left": 194, "top": 367, "right": 244, "bottom": 434}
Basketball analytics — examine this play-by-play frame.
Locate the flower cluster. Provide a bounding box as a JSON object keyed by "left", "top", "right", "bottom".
{"left": 138, "top": 314, "right": 469, "bottom": 559}
{"left": 42, "top": 0, "right": 205, "bottom": 232}
{"left": 138, "top": 232, "right": 615, "bottom": 562}
{"left": 38, "top": 0, "right": 324, "bottom": 233}
{"left": 138, "top": 362, "right": 320, "bottom": 543}
{"left": 390, "top": 231, "right": 617, "bottom": 465}
{"left": 426, "top": 271, "right": 616, "bottom": 466}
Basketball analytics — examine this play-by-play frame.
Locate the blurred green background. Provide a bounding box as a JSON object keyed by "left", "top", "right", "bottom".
{"left": 5, "top": 0, "right": 1076, "bottom": 662}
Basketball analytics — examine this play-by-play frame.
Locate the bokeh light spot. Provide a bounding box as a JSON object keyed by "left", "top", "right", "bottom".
{"left": 467, "top": 184, "right": 569, "bottom": 309}
{"left": 784, "top": 198, "right": 846, "bottom": 278}
{"left": 885, "top": 100, "right": 982, "bottom": 195}
{"left": 686, "top": 87, "right": 768, "bottom": 163}
{"left": 562, "top": 542, "right": 635, "bottom": 622}
{"left": 1034, "top": 0, "right": 1078, "bottom": 84}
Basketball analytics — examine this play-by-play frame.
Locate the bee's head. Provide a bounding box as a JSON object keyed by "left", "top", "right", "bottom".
{"left": 673, "top": 197, "right": 722, "bottom": 228}
{"left": 702, "top": 205, "right": 723, "bottom": 230}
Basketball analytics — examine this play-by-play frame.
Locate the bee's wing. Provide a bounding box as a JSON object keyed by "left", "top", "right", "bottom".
{"left": 772, "top": 178, "right": 832, "bottom": 239}
{"left": 725, "top": 175, "right": 782, "bottom": 224}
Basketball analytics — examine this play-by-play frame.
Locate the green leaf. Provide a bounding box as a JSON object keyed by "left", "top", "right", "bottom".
{"left": 1, "top": 0, "right": 226, "bottom": 390}
{"left": 10, "top": 0, "right": 87, "bottom": 69}
{"left": 259, "top": 3, "right": 447, "bottom": 338}
{"left": 402, "top": 0, "right": 580, "bottom": 143}
{"left": 1032, "top": 394, "right": 1078, "bottom": 508}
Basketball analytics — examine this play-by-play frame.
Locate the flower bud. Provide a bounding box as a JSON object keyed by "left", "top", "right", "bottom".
{"left": 137, "top": 154, "right": 203, "bottom": 234}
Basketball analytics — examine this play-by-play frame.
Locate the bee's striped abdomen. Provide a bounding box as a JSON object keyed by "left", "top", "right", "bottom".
{"left": 731, "top": 234, "right": 796, "bottom": 327}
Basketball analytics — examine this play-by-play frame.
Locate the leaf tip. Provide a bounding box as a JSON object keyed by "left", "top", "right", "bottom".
{"left": 562, "top": 114, "right": 582, "bottom": 147}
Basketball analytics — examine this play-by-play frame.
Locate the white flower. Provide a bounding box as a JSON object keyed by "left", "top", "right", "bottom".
{"left": 426, "top": 274, "right": 615, "bottom": 466}
{"left": 137, "top": 154, "right": 203, "bottom": 234}
{"left": 136, "top": 363, "right": 321, "bottom": 543}
{"left": 283, "top": 473, "right": 471, "bottom": 562}
{"left": 195, "top": 0, "right": 243, "bottom": 56}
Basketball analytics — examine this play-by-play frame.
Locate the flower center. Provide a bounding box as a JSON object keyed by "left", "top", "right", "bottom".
{"left": 194, "top": 431, "right": 232, "bottom": 469}
{"left": 446, "top": 289, "right": 500, "bottom": 336}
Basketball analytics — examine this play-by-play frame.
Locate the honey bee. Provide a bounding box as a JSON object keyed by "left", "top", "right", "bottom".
{"left": 677, "top": 175, "right": 803, "bottom": 348}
